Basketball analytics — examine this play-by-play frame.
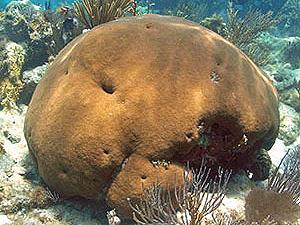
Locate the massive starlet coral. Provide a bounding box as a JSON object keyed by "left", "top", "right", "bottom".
{"left": 24, "top": 15, "right": 279, "bottom": 216}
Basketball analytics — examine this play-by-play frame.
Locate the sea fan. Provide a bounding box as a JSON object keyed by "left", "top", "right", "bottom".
{"left": 128, "top": 161, "right": 232, "bottom": 225}
{"left": 73, "top": 0, "right": 131, "bottom": 29}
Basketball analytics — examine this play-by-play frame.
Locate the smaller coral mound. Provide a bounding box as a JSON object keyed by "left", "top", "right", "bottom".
{"left": 128, "top": 161, "right": 231, "bottom": 224}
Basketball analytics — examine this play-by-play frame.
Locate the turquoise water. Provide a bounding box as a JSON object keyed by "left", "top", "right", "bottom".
{"left": 1, "top": 0, "right": 74, "bottom": 9}
{"left": 0, "top": 0, "right": 293, "bottom": 14}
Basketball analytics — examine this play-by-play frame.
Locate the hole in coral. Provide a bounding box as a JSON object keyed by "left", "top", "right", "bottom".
{"left": 145, "top": 23, "right": 153, "bottom": 29}
{"left": 185, "top": 132, "right": 193, "bottom": 139}
{"left": 104, "top": 149, "right": 109, "bottom": 155}
{"left": 101, "top": 83, "right": 115, "bottom": 94}
{"left": 65, "top": 70, "right": 68, "bottom": 75}
{"left": 141, "top": 175, "right": 147, "bottom": 180}
{"left": 216, "top": 57, "right": 223, "bottom": 66}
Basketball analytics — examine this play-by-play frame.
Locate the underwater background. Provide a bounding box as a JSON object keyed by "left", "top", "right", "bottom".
{"left": 0, "top": 0, "right": 300, "bottom": 224}
{"left": 0, "top": 0, "right": 74, "bottom": 10}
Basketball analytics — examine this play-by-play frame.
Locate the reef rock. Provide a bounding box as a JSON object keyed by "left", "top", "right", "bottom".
{"left": 19, "top": 64, "right": 48, "bottom": 105}
{"left": 24, "top": 15, "right": 279, "bottom": 215}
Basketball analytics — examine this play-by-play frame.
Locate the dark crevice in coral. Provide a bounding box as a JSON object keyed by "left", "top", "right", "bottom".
{"left": 171, "top": 116, "right": 250, "bottom": 174}
{"left": 145, "top": 23, "right": 153, "bottom": 29}
{"left": 101, "top": 83, "right": 115, "bottom": 94}
{"left": 103, "top": 149, "right": 109, "bottom": 155}
{"left": 184, "top": 131, "right": 193, "bottom": 139}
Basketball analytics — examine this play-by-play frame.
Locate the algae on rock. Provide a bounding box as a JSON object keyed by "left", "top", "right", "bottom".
{"left": 0, "top": 42, "right": 25, "bottom": 109}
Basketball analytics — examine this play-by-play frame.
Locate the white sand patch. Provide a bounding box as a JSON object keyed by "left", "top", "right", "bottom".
{"left": 0, "top": 105, "right": 28, "bottom": 162}
{"left": 268, "top": 138, "right": 287, "bottom": 167}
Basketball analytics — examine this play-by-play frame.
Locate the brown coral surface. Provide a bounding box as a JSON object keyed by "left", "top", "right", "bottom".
{"left": 24, "top": 15, "right": 279, "bottom": 215}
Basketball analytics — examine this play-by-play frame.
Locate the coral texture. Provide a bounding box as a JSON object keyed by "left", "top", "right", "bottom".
{"left": 24, "top": 15, "right": 279, "bottom": 216}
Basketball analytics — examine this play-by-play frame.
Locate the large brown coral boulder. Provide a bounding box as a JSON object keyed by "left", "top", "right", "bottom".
{"left": 24, "top": 15, "right": 279, "bottom": 215}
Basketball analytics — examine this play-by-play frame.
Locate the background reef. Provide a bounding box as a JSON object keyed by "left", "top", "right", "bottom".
{"left": 0, "top": 0, "right": 299, "bottom": 224}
